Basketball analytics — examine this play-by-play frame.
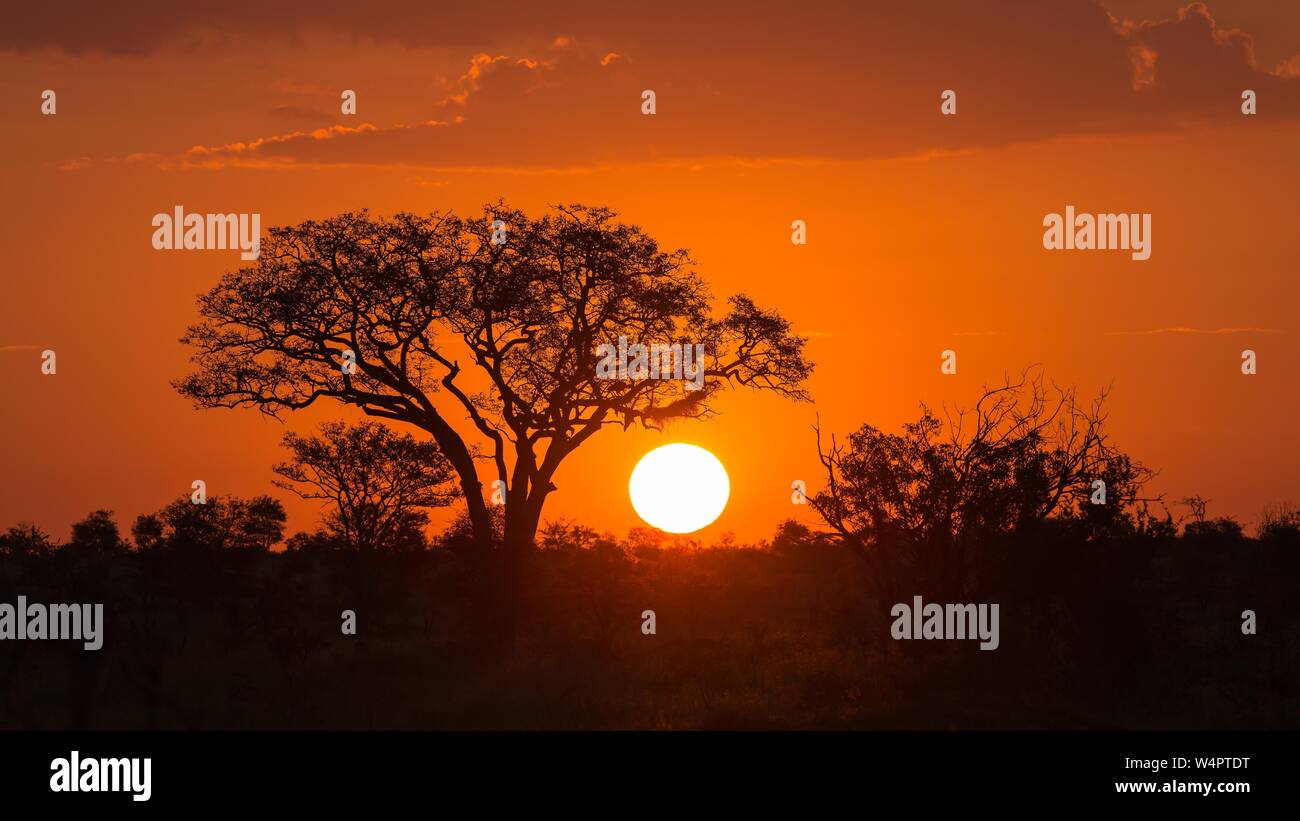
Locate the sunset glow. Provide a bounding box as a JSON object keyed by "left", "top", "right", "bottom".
{"left": 629, "top": 444, "right": 730, "bottom": 534}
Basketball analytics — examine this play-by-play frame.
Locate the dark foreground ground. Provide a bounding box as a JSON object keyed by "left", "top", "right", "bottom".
{"left": 0, "top": 521, "right": 1295, "bottom": 730}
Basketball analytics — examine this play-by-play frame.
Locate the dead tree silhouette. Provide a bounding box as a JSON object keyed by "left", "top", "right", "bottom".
{"left": 811, "top": 367, "right": 1159, "bottom": 595}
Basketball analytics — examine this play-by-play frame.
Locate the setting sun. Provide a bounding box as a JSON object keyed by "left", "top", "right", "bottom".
{"left": 629, "top": 443, "right": 730, "bottom": 534}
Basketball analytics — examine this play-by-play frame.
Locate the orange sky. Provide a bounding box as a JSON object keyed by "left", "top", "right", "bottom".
{"left": 1, "top": 1, "right": 1298, "bottom": 544}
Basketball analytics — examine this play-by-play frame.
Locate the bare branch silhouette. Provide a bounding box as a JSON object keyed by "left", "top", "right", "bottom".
{"left": 811, "top": 367, "right": 1160, "bottom": 582}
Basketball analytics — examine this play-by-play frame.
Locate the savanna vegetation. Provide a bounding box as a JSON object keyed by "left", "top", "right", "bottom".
{"left": 1, "top": 375, "right": 1294, "bottom": 730}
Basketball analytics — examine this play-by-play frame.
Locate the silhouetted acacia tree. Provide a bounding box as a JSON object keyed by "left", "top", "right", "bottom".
{"left": 68, "top": 509, "right": 127, "bottom": 555}
{"left": 129, "top": 513, "right": 164, "bottom": 551}
{"left": 0, "top": 523, "right": 56, "bottom": 557}
{"left": 175, "top": 202, "right": 813, "bottom": 556}
{"left": 239, "top": 496, "right": 289, "bottom": 551}
{"left": 538, "top": 519, "right": 608, "bottom": 551}
{"left": 811, "top": 368, "right": 1157, "bottom": 584}
{"left": 283, "top": 529, "right": 347, "bottom": 553}
{"left": 133, "top": 495, "right": 286, "bottom": 551}
{"left": 273, "top": 420, "right": 456, "bottom": 552}
{"left": 1259, "top": 502, "right": 1300, "bottom": 541}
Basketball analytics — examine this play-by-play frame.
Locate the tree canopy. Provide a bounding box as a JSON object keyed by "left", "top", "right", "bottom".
{"left": 274, "top": 420, "right": 457, "bottom": 552}
{"left": 811, "top": 369, "right": 1160, "bottom": 586}
{"left": 176, "top": 202, "right": 813, "bottom": 553}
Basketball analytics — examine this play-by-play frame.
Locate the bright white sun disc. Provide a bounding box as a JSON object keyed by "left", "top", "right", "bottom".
{"left": 629, "top": 443, "right": 730, "bottom": 534}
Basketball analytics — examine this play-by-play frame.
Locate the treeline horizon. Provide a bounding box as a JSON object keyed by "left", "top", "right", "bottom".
{"left": 2, "top": 369, "right": 1295, "bottom": 730}
{"left": 1, "top": 504, "right": 1295, "bottom": 730}
{"left": 6, "top": 368, "right": 1298, "bottom": 555}
{"left": 1, "top": 491, "right": 1297, "bottom": 557}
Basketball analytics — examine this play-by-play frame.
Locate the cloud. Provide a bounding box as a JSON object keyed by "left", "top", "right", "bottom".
{"left": 0, "top": 0, "right": 608, "bottom": 56}
{"left": 50, "top": 156, "right": 92, "bottom": 171}
{"left": 36, "top": 1, "right": 1300, "bottom": 170}
{"left": 1113, "top": 3, "right": 1300, "bottom": 120}
{"left": 1105, "top": 326, "right": 1282, "bottom": 335}
{"left": 180, "top": 123, "right": 386, "bottom": 169}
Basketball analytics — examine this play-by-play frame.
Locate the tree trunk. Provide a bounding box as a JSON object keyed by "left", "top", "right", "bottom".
{"left": 414, "top": 410, "right": 495, "bottom": 553}
{"left": 503, "top": 490, "right": 547, "bottom": 554}
{"left": 484, "top": 485, "right": 551, "bottom": 650}
{"left": 459, "top": 473, "right": 494, "bottom": 551}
